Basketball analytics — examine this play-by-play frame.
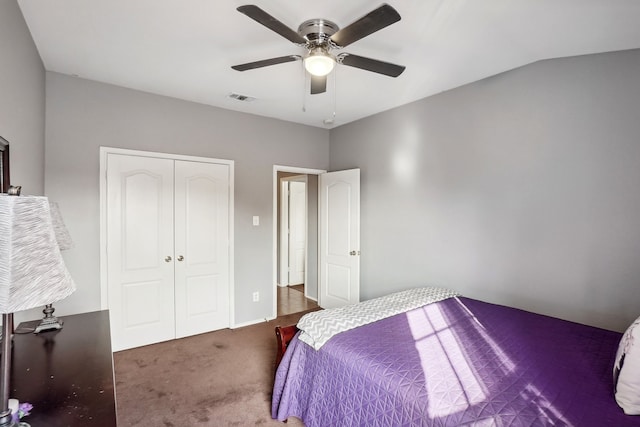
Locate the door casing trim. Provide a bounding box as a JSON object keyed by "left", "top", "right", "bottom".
{"left": 272, "top": 165, "right": 326, "bottom": 319}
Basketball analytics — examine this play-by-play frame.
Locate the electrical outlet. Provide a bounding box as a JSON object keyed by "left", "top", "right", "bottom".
{"left": 252, "top": 291, "right": 259, "bottom": 302}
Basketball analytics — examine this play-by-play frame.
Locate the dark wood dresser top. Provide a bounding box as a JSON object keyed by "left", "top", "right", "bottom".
{"left": 11, "top": 310, "right": 117, "bottom": 426}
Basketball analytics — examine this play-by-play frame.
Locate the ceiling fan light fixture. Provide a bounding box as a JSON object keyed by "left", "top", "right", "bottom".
{"left": 304, "top": 47, "right": 335, "bottom": 77}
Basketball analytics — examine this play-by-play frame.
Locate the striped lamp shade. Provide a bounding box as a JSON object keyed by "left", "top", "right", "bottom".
{"left": 0, "top": 194, "right": 76, "bottom": 313}
{"left": 50, "top": 201, "right": 74, "bottom": 251}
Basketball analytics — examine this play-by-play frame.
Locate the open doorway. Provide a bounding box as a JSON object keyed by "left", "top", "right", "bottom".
{"left": 273, "top": 166, "right": 323, "bottom": 317}
{"left": 279, "top": 175, "right": 307, "bottom": 289}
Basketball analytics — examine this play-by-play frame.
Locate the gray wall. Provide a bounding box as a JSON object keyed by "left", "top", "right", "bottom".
{"left": 330, "top": 48, "right": 640, "bottom": 332}
{"left": 44, "top": 72, "right": 330, "bottom": 325}
{"left": 0, "top": 0, "right": 46, "bottom": 323}
{"left": 0, "top": 0, "right": 45, "bottom": 194}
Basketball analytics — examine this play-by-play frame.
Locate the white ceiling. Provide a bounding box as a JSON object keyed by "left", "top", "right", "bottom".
{"left": 17, "top": 0, "right": 640, "bottom": 129}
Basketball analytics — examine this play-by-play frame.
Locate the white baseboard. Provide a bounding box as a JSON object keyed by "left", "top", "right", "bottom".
{"left": 232, "top": 315, "right": 277, "bottom": 329}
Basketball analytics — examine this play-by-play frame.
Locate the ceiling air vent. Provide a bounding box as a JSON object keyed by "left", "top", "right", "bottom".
{"left": 228, "top": 93, "right": 256, "bottom": 102}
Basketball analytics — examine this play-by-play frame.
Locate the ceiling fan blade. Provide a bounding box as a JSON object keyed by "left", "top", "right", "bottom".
{"left": 310, "top": 75, "right": 327, "bottom": 95}
{"left": 339, "top": 53, "right": 405, "bottom": 77}
{"left": 232, "top": 55, "right": 301, "bottom": 71}
{"left": 330, "top": 4, "right": 401, "bottom": 48}
{"left": 237, "top": 5, "right": 307, "bottom": 45}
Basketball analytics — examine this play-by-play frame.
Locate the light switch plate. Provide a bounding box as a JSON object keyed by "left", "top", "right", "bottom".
{"left": 253, "top": 216, "right": 259, "bottom": 226}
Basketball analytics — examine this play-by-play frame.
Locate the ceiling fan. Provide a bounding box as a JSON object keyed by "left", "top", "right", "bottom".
{"left": 231, "top": 3, "right": 406, "bottom": 95}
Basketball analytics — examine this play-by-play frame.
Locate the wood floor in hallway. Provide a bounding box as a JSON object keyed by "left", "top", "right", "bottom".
{"left": 277, "top": 284, "right": 319, "bottom": 316}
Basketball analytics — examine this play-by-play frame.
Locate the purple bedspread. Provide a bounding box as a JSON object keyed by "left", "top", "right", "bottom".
{"left": 272, "top": 296, "right": 640, "bottom": 426}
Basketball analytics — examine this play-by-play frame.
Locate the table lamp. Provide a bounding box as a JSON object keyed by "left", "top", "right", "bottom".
{"left": 0, "top": 188, "right": 76, "bottom": 427}
{"left": 33, "top": 202, "right": 74, "bottom": 334}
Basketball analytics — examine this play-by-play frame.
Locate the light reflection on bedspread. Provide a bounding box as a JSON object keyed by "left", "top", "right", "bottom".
{"left": 272, "top": 296, "right": 640, "bottom": 426}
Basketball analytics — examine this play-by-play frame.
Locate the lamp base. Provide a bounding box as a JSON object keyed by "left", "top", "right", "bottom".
{"left": 0, "top": 314, "right": 17, "bottom": 427}
{"left": 33, "top": 304, "right": 63, "bottom": 334}
{"left": 0, "top": 410, "right": 16, "bottom": 427}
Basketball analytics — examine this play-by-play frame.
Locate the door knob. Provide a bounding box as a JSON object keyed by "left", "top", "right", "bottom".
{"left": 349, "top": 250, "right": 356, "bottom": 256}
{"left": 177, "top": 255, "right": 184, "bottom": 261}
{"left": 165, "top": 256, "right": 172, "bottom": 262}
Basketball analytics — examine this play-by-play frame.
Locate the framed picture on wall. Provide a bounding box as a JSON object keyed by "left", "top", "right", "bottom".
{"left": 0, "top": 136, "right": 9, "bottom": 192}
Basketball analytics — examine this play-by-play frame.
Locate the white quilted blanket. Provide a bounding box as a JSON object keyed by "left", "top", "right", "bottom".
{"left": 297, "top": 286, "right": 460, "bottom": 350}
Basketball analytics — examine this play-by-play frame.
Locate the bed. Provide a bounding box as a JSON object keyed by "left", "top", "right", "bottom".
{"left": 272, "top": 289, "right": 640, "bottom": 426}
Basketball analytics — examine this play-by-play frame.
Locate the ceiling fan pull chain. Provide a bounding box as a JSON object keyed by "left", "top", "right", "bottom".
{"left": 332, "top": 68, "right": 337, "bottom": 121}
{"left": 301, "top": 61, "right": 307, "bottom": 113}
{"left": 322, "top": 69, "right": 337, "bottom": 126}
{"left": 327, "top": 68, "right": 337, "bottom": 125}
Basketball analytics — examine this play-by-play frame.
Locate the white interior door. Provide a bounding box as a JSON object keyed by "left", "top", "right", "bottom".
{"left": 279, "top": 180, "right": 289, "bottom": 286}
{"left": 107, "top": 154, "right": 176, "bottom": 351}
{"left": 288, "top": 180, "right": 306, "bottom": 285}
{"left": 174, "top": 160, "right": 230, "bottom": 338}
{"left": 319, "top": 169, "right": 360, "bottom": 309}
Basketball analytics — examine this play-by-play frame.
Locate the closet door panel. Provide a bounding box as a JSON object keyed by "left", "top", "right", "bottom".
{"left": 174, "top": 160, "right": 230, "bottom": 338}
{"left": 107, "top": 154, "right": 176, "bottom": 351}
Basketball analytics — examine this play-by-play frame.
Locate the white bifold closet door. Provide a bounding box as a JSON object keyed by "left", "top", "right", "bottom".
{"left": 106, "top": 153, "right": 230, "bottom": 351}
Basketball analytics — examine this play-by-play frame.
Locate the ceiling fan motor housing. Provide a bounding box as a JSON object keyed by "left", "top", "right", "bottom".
{"left": 298, "top": 19, "right": 340, "bottom": 49}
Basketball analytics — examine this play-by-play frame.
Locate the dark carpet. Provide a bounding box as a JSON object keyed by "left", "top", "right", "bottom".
{"left": 113, "top": 310, "right": 316, "bottom": 426}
